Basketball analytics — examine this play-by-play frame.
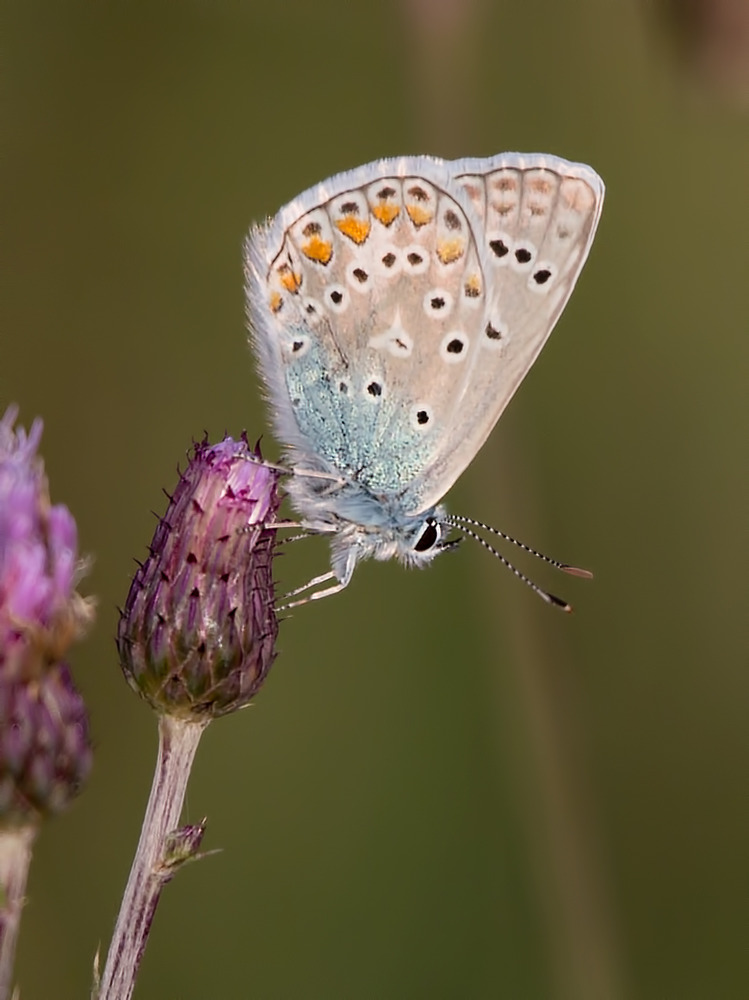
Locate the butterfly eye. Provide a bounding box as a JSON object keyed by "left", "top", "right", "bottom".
{"left": 413, "top": 517, "right": 441, "bottom": 553}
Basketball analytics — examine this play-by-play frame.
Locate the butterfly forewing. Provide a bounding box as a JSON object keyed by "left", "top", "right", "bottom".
{"left": 405, "top": 154, "right": 604, "bottom": 511}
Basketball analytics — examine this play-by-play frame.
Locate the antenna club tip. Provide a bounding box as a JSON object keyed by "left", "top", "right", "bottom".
{"left": 547, "top": 593, "right": 574, "bottom": 612}
{"left": 561, "top": 565, "right": 594, "bottom": 580}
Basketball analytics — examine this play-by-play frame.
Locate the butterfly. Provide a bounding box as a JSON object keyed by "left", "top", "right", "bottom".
{"left": 245, "top": 153, "right": 604, "bottom": 609}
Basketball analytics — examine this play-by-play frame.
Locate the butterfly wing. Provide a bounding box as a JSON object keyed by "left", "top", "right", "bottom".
{"left": 245, "top": 153, "right": 603, "bottom": 527}
{"left": 404, "top": 152, "right": 605, "bottom": 512}
{"left": 245, "top": 156, "right": 496, "bottom": 508}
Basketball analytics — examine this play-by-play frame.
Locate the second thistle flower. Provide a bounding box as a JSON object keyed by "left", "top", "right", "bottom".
{"left": 0, "top": 406, "right": 93, "bottom": 824}
{"left": 118, "top": 437, "right": 281, "bottom": 719}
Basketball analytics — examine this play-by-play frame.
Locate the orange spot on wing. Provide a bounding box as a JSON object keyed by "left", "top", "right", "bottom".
{"left": 437, "top": 239, "right": 465, "bottom": 264}
{"left": 279, "top": 269, "right": 302, "bottom": 292}
{"left": 561, "top": 179, "right": 596, "bottom": 212}
{"left": 301, "top": 236, "right": 333, "bottom": 264}
{"left": 269, "top": 291, "right": 283, "bottom": 312}
{"left": 372, "top": 203, "right": 400, "bottom": 226}
{"left": 464, "top": 274, "right": 482, "bottom": 297}
{"left": 335, "top": 216, "right": 371, "bottom": 244}
{"left": 406, "top": 204, "right": 434, "bottom": 227}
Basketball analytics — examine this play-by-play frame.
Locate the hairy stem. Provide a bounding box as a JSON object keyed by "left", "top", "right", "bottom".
{"left": 0, "top": 824, "right": 37, "bottom": 1000}
{"left": 98, "top": 714, "right": 207, "bottom": 1000}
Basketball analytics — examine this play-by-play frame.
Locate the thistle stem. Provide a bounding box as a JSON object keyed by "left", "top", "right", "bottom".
{"left": 0, "top": 824, "right": 37, "bottom": 1000}
{"left": 98, "top": 714, "right": 207, "bottom": 1000}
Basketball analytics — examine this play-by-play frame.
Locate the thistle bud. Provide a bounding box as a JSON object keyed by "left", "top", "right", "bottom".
{"left": 0, "top": 662, "right": 92, "bottom": 823}
{"left": 0, "top": 406, "right": 93, "bottom": 824}
{"left": 117, "top": 436, "right": 280, "bottom": 719}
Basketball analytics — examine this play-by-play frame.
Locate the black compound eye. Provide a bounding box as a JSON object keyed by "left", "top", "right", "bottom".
{"left": 414, "top": 518, "right": 440, "bottom": 552}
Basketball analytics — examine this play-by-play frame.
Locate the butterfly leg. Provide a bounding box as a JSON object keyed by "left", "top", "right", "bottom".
{"left": 276, "top": 530, "right": 316, "bottom": 546}
{"left": 241, "top": 452, "right": 344, "bottom": 486}
{"left": 264, "top": 519, "right": 337, "bottom": 533}
{"left": 277, "top": 543, "right": 358, "bottom": 609}
{"left": 277, "top": 571, "right": 349, "bottom": 610}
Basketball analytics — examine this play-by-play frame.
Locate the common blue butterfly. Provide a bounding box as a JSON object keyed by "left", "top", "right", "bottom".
{"left": 245, "top": 153, "right": 604, "bottom": 608}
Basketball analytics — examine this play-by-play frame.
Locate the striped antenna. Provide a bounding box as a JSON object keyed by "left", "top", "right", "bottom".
{"left": 444, "top": 514, "right": 593, "bottom": 612}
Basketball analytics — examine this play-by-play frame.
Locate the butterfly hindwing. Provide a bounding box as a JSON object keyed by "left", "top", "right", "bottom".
{"left": 247, "top": 157, "right": 494, "bottom": 500}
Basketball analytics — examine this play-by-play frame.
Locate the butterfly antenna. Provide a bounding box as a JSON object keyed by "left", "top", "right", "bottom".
{"left": 446, "top": 514, "right": 593, "bottom": 579}
{"left": 446, "top": 520, "right": 576, "bottom": 612}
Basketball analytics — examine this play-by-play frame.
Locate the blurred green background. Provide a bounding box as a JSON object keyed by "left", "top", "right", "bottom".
{"left": 3, "top": 1, "right": 748, "bottom": 997}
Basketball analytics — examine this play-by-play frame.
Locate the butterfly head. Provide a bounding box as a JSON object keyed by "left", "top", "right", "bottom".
{"left": 394, "top": 511, "right": 461, "bottom": 565}
{"left": 325, "top": 504, "right": 459, "bottom": 586}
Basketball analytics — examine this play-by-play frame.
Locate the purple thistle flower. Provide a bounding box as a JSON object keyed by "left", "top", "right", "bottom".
{"left": 117, "top": 435, "right": 281, "bottom": 719}
{"left": 0, "top": 662, "right": 92, "bottom": 823}
{"left": 0, "top": 405, "right": 93, "bottom": 824}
